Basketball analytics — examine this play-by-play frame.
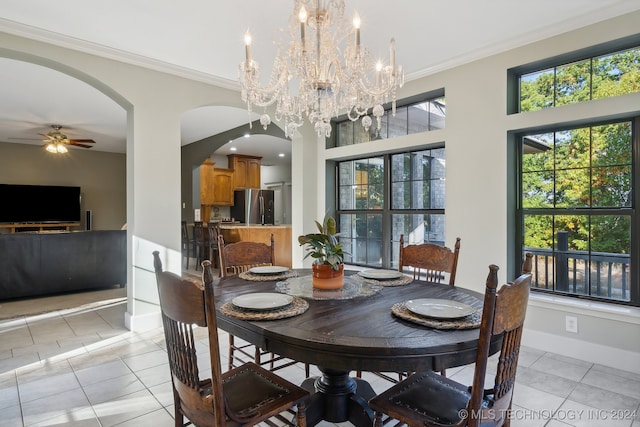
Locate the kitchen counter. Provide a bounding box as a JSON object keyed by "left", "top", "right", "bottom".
{"left": 219, "top": 224, "right": 292, "bottom": 267}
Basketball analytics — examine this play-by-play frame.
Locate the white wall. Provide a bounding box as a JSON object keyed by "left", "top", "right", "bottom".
{"left": 318, "top": 12, "right": 640, "bottom": 373}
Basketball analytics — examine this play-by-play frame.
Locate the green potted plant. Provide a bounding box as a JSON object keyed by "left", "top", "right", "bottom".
{"left": 298, "top": 214, "right": 346, "bottom": 289}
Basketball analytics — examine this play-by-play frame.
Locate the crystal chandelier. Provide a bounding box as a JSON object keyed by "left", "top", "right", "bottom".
{"left": 239, "top": 0, "right": 404, "bottom": 139}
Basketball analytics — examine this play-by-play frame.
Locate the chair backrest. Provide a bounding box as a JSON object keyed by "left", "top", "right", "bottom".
{"left": 467, "top": 265, "right": 531, "bottom": 427}
{"left": 181, "top": 220, "right": 190, "bottom": 244}
{"left": 152, "top": 252, "right": 225, "bottom": 426}
{"left": 218, "top": 234, "right": 275, "bottom": 277}
{"left": 522, "top": 252, "right": 533, "bottom": 274}
{"left": 207, "top": 222, "right": 221, "bottom": 252}
{"left": 398, "top": 234, "right": 461, "bottom": 285}
{"left": 193, "top": 221, "right": 206, "bottom": 245}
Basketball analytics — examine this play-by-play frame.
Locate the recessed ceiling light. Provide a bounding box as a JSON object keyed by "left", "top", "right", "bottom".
{"left": 278, "top": 153, "right": 285, "bottom": 157}
{"left": 230, "top": 147, "right": 237, "bottom": 151}
{"left": 244, "top": 133, "right": 250, "bottom": 138}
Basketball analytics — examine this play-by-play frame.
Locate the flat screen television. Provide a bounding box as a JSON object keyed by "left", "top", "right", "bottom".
{"left": 0, "top": 184, "right": 81, "bottom": 223}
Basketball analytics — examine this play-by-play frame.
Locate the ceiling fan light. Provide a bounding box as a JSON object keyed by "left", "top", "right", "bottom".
{"left": 45, "top": 143, "right": 57, "bottom": 153}
{"left": 57, "top": 144, "right": 68, "bottom": 153}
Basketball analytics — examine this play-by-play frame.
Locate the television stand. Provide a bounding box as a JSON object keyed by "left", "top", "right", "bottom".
{"left": 0, "top": 222, "right": 80, "bottom": 233}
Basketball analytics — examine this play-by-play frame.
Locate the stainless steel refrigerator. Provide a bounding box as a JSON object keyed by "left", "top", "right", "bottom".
{"left": 230, "top": 189, "right": 274, "bottom": 225}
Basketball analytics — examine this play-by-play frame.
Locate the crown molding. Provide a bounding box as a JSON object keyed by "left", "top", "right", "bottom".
{"left": 0, "top": 17, "right": 240, "bottom": 91}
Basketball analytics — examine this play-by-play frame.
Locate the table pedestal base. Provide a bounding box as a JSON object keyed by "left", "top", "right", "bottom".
{"left": 301, "top": 367, "right": 376, "bottom": 427}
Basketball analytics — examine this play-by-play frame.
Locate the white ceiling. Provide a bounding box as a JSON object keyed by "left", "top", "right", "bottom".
{"left": 1, "top": 0, "right": 639, "bottom": 165}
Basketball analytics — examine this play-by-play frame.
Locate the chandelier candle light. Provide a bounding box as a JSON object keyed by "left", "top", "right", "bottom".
{"left": 239, "top": 0, "right": 404, "bottom": 138}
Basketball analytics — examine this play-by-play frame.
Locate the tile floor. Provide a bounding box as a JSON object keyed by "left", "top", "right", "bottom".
{"left": 1, "top": 282, "right": 639, "bottom": 426}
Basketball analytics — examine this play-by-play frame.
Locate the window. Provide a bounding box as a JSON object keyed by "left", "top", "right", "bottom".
{"left": 337, "top": 147, "right": 445, "bottom": 269}
{"left": 518, "top": 45, "right": 640, "bottom": 112}
{"left": 518, "top": 119, "right": 638, "bottom": 305}
{"left": 331, "top": 94, "right": 445, "bottom": 148}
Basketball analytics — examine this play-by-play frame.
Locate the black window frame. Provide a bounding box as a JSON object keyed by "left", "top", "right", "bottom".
{"left": 336, "top": 144, "right": 446, "bottom": 270}
{"left": 514, "top": 117, "right": 639, "bottom": 307}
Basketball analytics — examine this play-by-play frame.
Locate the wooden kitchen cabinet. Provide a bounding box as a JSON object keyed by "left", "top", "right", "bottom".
{"left": 200, "top": 158, "right": 234, "bottom": 207}
{"left": 211, "top": 167, "right": 234, "bottom": 205}
{"left": 228, "top": 154, "right": 261, "bottom": 189}
{"left": 200, "top": 158, "right": 215, "bottom": 205}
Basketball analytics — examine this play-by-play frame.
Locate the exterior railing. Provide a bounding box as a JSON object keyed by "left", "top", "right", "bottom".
{"left": 525, "top": 242, "right": 630, "bottom": 302}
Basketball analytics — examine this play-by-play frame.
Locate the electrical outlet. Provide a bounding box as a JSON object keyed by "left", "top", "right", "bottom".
{"left": 565, "top": 316, "right": 578, "bottom": 333}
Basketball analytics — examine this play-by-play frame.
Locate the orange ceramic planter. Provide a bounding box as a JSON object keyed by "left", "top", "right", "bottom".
{"left": 312, "top": 263, "right": 344, "bottom": 289}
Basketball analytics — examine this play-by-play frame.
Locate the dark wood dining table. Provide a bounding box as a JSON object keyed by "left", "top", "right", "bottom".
{"left": 214, "top": 269, "right": 499, "bottom": 427}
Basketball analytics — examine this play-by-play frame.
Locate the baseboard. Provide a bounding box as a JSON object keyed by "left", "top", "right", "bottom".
{"left": 522, "top": 329, "right": 640, "bottom": 375}
{"left": 125, "top": 310, "right": 162, "bottom": 332}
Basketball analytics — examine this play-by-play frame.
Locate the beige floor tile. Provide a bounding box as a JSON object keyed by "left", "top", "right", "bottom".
{"left": 530, "top": 352, "right": 593, "bottom": 382}
{"left": 83, "top": 372, "right": 147, "bottom": 405}
{"left": 147, "top": 380, "right": 174, "bottom": 407}
{"left": 113, "top": 408, "right": 175, "bottom": 426}
{"left": 18, "top": 370, "right": 82, "bottom": 404}
{"left": 121, "top": 348, "right": 169, "bottom": 372}
{"left": 512, "top": 382, "right": 566, "bottom": 414}
{"left": 29, "top": 409, "right": 102, "bottom": 427}
{"left": 580, "top": 368, "right": 640, "bottom": 400}
{"left": 568, "top": 382, "right": 640, "bottom": 412}
{"left": 557, "top": 399, "right": 636, "bottom": 427}
{"left": 74, "top": 359, "right": 133, "bottom": 387}
{"left": 92, "top": 388, "right": 164, "bottom": 427}
{"left": 517, "top": 365, "right": 579, "bottom": 398}
{"left": 0, "top": 380, "right": 20, "bottom": 411}
{"left": 134, "top": 362, "right": 171, "bottom": 388}
{"left": 21, "top": 387, "right": 92, "bottom": 426}
{"left": 3, "top": 404, "right": 24, "bottom": 427}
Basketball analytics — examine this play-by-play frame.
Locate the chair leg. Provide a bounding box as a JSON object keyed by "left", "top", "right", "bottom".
{"left": 503, "top": 397, "right": 514, "bottom": 427}
{"left": 228, "top": 335, "right": 235, "bottom": 371}
{"left": 305, "top": 363, "right": 310, "bottom": 378}
{"left": 296, "top": 401, "right": 307, "bottom": 427}
{"left": 374, "top": 412, "right": 384, "bottom": 427}
{"left": 173, "top": 390, "right": 183, "bottom": 427}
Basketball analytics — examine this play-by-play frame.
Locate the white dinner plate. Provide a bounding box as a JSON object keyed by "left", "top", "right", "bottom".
{"left": 249, "top": 266, "right": 290, "bottom": 275}
{"left": 232, "top": 293, "right": 293, "bottom": 310}
{"left": 405, "top": 299, "right": 475, "bottom": 319}
{"left": 358, "top": 269, "right": 404, "bottom": 280}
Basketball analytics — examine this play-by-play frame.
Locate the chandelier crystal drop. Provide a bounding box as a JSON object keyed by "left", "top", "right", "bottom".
{"left": 239, "top": 0, "right": 404, "bottom": 139}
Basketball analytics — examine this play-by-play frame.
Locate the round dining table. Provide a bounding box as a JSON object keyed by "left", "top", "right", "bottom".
{"left": 214, "top": 269, "right": 499, "bottom": 427}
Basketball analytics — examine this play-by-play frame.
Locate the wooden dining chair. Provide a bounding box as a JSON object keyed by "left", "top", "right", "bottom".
{"left": 206, "top": 222, "right": 220, "bottom": 269}
{"left": 180, "top": 220, "right": 193, "bottom": 270}
{"left": 218, "top": 233, "right": 275, "bottom": 277}
{"left": 522, "top": 252, "right": 533, "bottom": 274}
{"left": 399, "top": 234, "right": 461, "bottom": 284}
{"left": 217, "top": 234, "right": 310, "bottom": 376}
{"left": 152, "top": 251, "right": 309, "bottom": 427}
{"left": 192, "top": 221, "right": 208, "bottom": 270}
{"left": 357, "top": 235, "right": 462, "bottom": 384}
{"left": 369, "top": 265, "right": 531, "bottom": 427}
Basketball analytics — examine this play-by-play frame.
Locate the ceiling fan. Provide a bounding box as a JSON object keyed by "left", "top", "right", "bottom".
{"left": 11, "top": 124, "right": 96, "bottom": 152}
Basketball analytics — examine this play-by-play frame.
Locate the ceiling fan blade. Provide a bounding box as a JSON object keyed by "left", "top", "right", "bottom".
{"left": 68, "top": 139, "right": 96, "bottom": 143}
{"left": 8, "top": 137, "right": 44, "bottom": 141}
{"left": 68, "top": 142, "right": 94, "bottom": 148}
